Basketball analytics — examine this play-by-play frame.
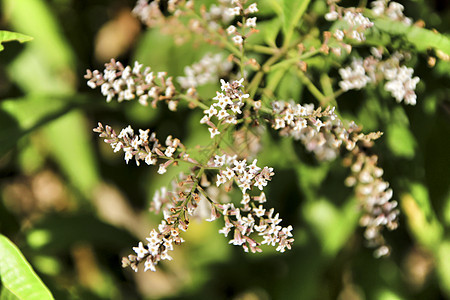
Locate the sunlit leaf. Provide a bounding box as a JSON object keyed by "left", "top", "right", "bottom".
{"left": 369, "top": 14, "right": 450, "bottom": 56}
{"left": 386, "top": 123, "right": 416, "bottom": 159}
{"left": 0, "top": 96, "right": 73, "bottom": 157}
{"left": 400, "top": 183, "right": 443, "bottom": 250}
{"left": 0, "top": 235, "right": 54, "bottom": 300}
{"left": 0, "top": 30, "right": 33, "bottom": 52}
{"left": 437, "top": 241, "right": 450, "bottom": 297}
{"left": 282, "top": 0, "right": 310, "bottom": 36}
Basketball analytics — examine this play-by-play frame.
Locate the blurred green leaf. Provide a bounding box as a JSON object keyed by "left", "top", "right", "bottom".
{"left": 370, "top": 14, "right": 450, "bottom": 55}
{"left": 262, "top": 18, "right": 281, "bottom": 47}
{"left": 277, "top": 67, "right": 303, "bottom": 100}
{"left": 26, "top": 214, "right": 136, "bottom": 253}
{"left": 0, "top": 30, "right": 33, "bottom": 52}
{"left": 43, "top": 111, "right": 100, "bottom": 198}
{"left": 437, "top": 241, "right": 450, "bottom": 297}
{"left": 303, "top": 197, "right": 359, "bottom": 256}
{"left": 247, "top": 18, "right": 281, "bottom": 47}
{"left": 3, "top": 0, "right": 75, "bottom": 73}
{"left": 3, "top": 0, "right": 101, "bottom": 197}
{"left": 401, "top": 183, "right": 443, "bottom": 250}
{"left": 0, "top": 96, "right": 73, "bottom": 157}
{"left": 386, "top": 123, "right": 416, "bottom": 159}
{"left": 0, "top": 234, "right": 54, "bottom": 300}
{"left": 281, "top": 0, "right": 310, "bottom": 37}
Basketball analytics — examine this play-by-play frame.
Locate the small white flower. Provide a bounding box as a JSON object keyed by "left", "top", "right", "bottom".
{"left": 228, "top": 6, "right": 240, "bottom": 16}
{"left": 121, "top": 66, "right": 131, "bottom": 79}
{"left": 247, "top": 159, "right": 261, "bottom": 174}
{"left": 325, "top": 11, "right": 339, "bottom": 21}
{"left": 245, "top": 17, "right": 257, "bottom": 28}
{"left": 217, "top": 109, "right": 230, "bottom": 120}
{"left": 165, "top": 146, "right": 176, "bottom": 157}
{"left": 232, "top": 35, "right": 243, "bottom": 46}
{"left": 200, "top": 115, "right": 210, "bottom": 124}
{"left": 144, "top": 259, "right": 156, "bottom": 272}
{"left": 241, "top": 194, "right": 250, "bottom": 205}
{"left": 214, "top": 154, "right": 227, "bottom": 167}
{"left": 133, "top": 242, "right": 148, "bottom": 259}
{"left": 133, "top": 61, "right": 143, "bottom": 75}
{"left": 216, "top": 174, "right": 227, "bottom": 186}
{"left": 334, "top": 29, "right": 344, "bottom": 41}
{"left": 158, "top": 165, "right": 167, "bottom": 174}
{"left": 124, "top": 150, "right": 133, "bottom": 164}
{"left": 274, "top": 118, "right": 285, "bottom": 130}
{"left": 145, "top": 154, "right": 157, "bottom": 165}
{"left": 247, "top": 3, "right": 258, "bottom": 13}
{"left": 145, "top": 72, "right": 154, "bottom": 84}
{"left": 253, "top": 205, "right": 266, "bottom": 217}
{"left": 209, "top": 127, "right": 220, "bottom": 138}
{"left": 223, "top": 168, "right": 235, "bottom": 180}
{"left": 227, "top": 25, "right": 237, "bottom": 35}
{"left": 233, "top": 159, "right": 247, "bottom": 174}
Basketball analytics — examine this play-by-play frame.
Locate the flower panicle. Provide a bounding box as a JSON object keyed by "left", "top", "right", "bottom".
{"left": 345, "top": 152, "right": 399, "bottom": 257}
{"left": 85, "top": 59, "right": 181, "bottom": 110}
{"left": 93, "top": 122, "right": 197, "bottom": 172}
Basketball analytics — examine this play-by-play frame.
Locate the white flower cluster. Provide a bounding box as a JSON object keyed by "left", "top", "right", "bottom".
{"left": 210, "top": 155, "right": 274, "bottom": 195}
{"left": 371, "top": 0, "right": 413, "bottom": 25}
{"left": 383, "top": 64, "right": 420, "bottom": 105}
{"left": 151, "top": 173, "right": 211, "bottom": 222}
{"left": 201, "top": 79, "right": 249, "bottom": 138}
{"left": 339, "top": 58, "right": 372, "bottom": 91}
{"left": 325, "top": 7, "right": 373, "bottom": 42}
{"left": 272, "top": 101, "right": 361, "bottom": 161}
{"left": 203, "top": 0, "right": 236, "bottom": 30}
{"left": 338, "top": 50, "right": 420, "bottom": 105}
{"left": 226, "top": 1, "right": 258, "bottom": 46}
{"left": 345, "top": 153, "right": 399, "bottom": 257}
{"left": 124, "top": 223, "right": 185, "bottom": 272}
{"left": 177, "top": 53, "right": 232, "bottom": 89}
{"left": 132, "top": 0, "right": 163, "bottom": 27}
{"left": 93, "top": 123, "right": 195, "bottom": 173}
{"left": 217, "top": 201, "right": 294, "bottom": 253}
{"left": 85, "top": 60, "right": 178, "bottom": 109}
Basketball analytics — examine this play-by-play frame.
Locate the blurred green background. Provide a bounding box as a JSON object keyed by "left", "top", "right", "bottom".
{"left": 1, "top": 0, "right": 450, "bottom": 299}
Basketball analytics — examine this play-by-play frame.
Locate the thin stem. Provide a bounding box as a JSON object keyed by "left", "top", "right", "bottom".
{"left": 179, "top": 94, "right": 209, "bottom": 110}
{"left": 245, "top": 44, "right": 278, "bottom": 55}
{"left": 269, "top": 49, "right": 321, "bottom": 71}
{"left": 248, "top": 47, "right": 288, "bottom": 98}
{"left": 296, "top": 70, "right": 327, "bottom": 105}
{"left": 189, "top": 10, "right": 242, "bottom": 58}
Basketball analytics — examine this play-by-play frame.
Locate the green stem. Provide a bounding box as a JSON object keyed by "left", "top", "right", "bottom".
{"left": 245, "top": 44, "right": 278, "bottom": 55}
{"left": 248, "top": 47, "right": 288, "bottom": 98}
{"left": 269, "top": 49, "right": 320, "bottom": 71}
{"left": 179, "top": 94, "right": 209, "bottom": 110}
{"left": 296, "top": 69, "right": 327, "bottom": 105}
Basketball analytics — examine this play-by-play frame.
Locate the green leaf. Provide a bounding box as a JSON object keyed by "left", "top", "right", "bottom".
{"left": 26, "top": 213, "right": 136, "bottom": 253}
{"left": 0, "top": 30, "right": 33, "bottom": 52}
{"left": 43, "top": 110, "right": 100, "bottom": 198}
{"left": 3, "top": 0, "right": 76, "bottom": 94}
{"left": 0, "top": 235, "right": 53, "bottom": 300}
{"left": 400, "top": 183, "right": 443, "bottom": 250}
{"left": 303, "top": 197, "right": 359, "bottom": 256}
{"left": 0, "top": 96, "right": 74, "bottom": 157}
{"left": 282, "top": 0, "right": 310, "bottom": 33}
{"left": 370, "top": 15, "right": 450, "bottom": 56}
{"left": 386, "top": 123, "right": 416, "bottom": 159}
{"left": 437, "top": 241, "right": 450, "bottom": 297}
{"left": 269, "top": 0, "right": 310, "bottom": 45}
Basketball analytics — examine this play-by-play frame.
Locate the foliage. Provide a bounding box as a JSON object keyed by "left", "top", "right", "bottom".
{"left": 0, "top": 0, "right": 449, "bottom": 299}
